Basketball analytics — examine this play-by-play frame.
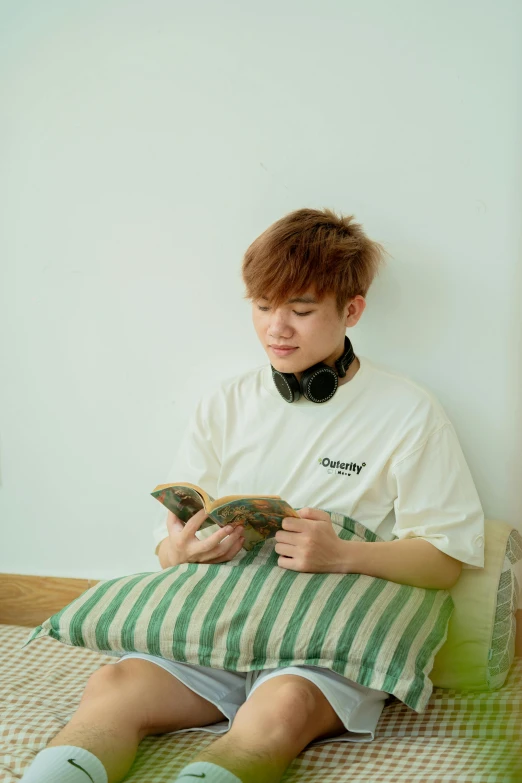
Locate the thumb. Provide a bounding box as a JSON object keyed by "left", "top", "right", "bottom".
{"left": 297, "top": 507, "right": 331, "bottom": 522}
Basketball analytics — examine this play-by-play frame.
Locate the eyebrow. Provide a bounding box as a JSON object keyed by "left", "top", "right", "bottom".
{"left": 259, "top": 295, "right": 318, "bottom": 304}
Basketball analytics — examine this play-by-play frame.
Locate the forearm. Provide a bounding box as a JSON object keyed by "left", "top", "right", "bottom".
{"left": 340, "top": 537, "right": 462, "bottom": 589}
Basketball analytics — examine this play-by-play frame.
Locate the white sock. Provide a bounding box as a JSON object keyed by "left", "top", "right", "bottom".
{"left": 20, "top": 745, "right": 108, "bottom": 783}
{"left": 175, "top": 760, "right": 242, "bottom": 783}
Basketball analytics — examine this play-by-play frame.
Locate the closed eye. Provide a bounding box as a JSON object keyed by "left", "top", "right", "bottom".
{"left": 257, "top": 306, "right": 312, "bottom": 317}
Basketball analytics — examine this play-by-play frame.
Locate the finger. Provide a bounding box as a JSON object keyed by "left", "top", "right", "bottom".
{"left": 283, "top": 516, "right": 304, "bottom": 531}
{"left": 183, "top": 508, "right": 211, "bottom": 533}
{"left": 169, "top": 519, "right": 184, "bottom": 533}
{"left": 275, "top": 541, "right": 295, "bottom": 557}
{"left": 277, "top": 555, "right": 297, "bottom": 570}
{"left": 215, "top": 525, "right": 244, "bottom": 551}
{"left": 202, "top": 526, "right": 244, "bottom": 558}
{"left": 299, "top": 507, "right": 330, "bottom": 522}
{"left": 202, "top": 533, "right": 245, "bottom": 563}
{"left": 167, "top": 511, "right": 184, "bottom": 533}
{"left": 226, "top": 535, "right": 246, "bottom": 558}
{"left": 207, "top": 523, "right": 242, "bottom": 548}
{"left": 220, "top": 527, "right": 245, "bottom": 547}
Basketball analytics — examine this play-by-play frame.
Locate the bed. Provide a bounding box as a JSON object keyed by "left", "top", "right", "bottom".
{"left": 1, "top": 575, "right": 521, "bottom": 783}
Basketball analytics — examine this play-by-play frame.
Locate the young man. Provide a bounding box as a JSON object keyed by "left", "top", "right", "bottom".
{"left": 22, "top": 209, "right": 485, "bottom": 783}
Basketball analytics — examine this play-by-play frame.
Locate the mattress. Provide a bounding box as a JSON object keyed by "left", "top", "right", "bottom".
{"left": 1, "top": 623, "right": 521, "bottom": 782}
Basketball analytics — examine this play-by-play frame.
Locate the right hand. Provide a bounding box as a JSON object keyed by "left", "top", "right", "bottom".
{"left": 165, "top": 509, "right": 245, "bottom": 566}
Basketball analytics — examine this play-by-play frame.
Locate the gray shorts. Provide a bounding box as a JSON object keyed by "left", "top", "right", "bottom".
{"left": 116, "top": 653, "right": 389, "bottom": 747}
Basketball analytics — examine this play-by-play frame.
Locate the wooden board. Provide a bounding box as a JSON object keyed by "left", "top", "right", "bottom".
{"left": 0, "top": 573, "right": 100, "bottom": 628}
{"left": 0, "top": 571, "right": 521, "bottom": 657}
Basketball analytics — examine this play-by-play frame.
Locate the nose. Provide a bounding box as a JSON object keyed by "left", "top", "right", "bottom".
{"left": 267, "top": 308, "right": 294, "bottom": 338}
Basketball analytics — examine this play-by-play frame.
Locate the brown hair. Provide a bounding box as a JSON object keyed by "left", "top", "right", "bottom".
{"left": 241, "top": 207, "right": 386, "bottom": 318}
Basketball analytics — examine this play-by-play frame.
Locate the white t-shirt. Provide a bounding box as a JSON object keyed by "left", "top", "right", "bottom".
{"left": 152, "top": 355, "right": 485, "bottom": 570}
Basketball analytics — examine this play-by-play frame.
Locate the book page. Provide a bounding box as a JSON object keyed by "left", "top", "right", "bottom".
{"left": 210, "top": 496, "right": 300, "bottom": 549}
{"left": 151, "top": 484, "right": 216, "bottom": 529}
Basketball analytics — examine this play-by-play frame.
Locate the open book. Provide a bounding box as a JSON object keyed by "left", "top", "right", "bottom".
{"left": 151, "top": 482, "right": 301, "bottom": 552}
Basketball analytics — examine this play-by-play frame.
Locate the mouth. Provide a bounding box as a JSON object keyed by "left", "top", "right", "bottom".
{"left": 270, "top": 346, "right": 298, "bottom": 356}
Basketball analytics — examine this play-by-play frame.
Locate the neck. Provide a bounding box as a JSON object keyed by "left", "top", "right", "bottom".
{"left": 338, "top": 355, "right": 360, "bottom": 386}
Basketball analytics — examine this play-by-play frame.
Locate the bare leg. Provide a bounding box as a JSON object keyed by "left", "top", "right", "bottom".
{"left": 190, "top": 730, "right": 298, "bottom": 783}
{"left": 47, "top": 697, "right": 143, "bottom": 783}
{"left": 189, "top": 674, "right": 345, "bottom": 783}
{"left": 46, "top": 659, "right": 227, "bottom": 783}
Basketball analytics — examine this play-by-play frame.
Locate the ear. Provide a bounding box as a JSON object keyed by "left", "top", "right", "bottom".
{"left": 345, "top": 295, "right": 366, "bottom": 327}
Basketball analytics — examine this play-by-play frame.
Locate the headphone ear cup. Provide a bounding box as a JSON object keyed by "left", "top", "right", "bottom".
{"left": 271, "top": 368, "right": 301, "bottom": 403}
{"left": 300, "top": 363, "right": 338, "bottom": 403}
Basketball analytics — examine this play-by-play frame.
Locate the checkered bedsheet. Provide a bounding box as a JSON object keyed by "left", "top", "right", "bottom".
{"left": 1, "top": 624, "right": 520, "bottom": 782}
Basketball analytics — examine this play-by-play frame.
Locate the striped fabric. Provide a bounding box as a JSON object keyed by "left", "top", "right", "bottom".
{"left": 21, "top": 513, "right": 454, "bottom": 713}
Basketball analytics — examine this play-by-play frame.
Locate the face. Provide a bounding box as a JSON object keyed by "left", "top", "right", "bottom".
{"left": 252, "top": 289, "right": 364, "bottom": 380}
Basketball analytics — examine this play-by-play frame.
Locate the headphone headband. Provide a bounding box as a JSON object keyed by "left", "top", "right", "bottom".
{"left": 334, "top": 335, "right": 355, "bottom": 378}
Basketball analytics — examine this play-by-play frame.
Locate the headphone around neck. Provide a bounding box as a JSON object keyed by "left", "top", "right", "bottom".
{"left": 271, "top": 335, "right": 356, "bottom": 404}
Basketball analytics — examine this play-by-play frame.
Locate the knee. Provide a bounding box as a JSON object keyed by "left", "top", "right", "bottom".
{"left": 280, "top": 683, "right": 320, "bottom": 742}
{"left": 80, "top": 662, "right": 140, "bottom": 711}
{"left": 271, "top": 680, "right": 318, "bottom": 723}
{"left": 233, "top": 678, "right": 318, "bottom": 744}
{"left": 78, "top": 663, "right": 150, "bottom": 740}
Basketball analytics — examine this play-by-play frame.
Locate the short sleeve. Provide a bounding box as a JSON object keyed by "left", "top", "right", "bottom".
{"left": 390, "top": 423, "right": 485, "bottom": 569}
{"left": 152, "top": 392, "right": 223, "bottom": 556}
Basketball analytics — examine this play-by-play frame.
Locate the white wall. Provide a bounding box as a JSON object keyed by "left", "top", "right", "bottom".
{"left": 1, "top": 0, "right": 521, "bottom": 580}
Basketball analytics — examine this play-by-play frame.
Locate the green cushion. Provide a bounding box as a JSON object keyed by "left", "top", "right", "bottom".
{"left": 431, "top": 519, "right": 521, "bottom": 690}
{"left": 20, "top": 513, "right": 453, "bottom": 713}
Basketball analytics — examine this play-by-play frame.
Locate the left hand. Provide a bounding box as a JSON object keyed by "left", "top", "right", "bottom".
{"left": 274, "top": 507, "right": 347, "bottom": 573}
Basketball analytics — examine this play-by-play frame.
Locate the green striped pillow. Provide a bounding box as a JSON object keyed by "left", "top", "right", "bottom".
{"left": 21, "top": 512, "right": 454, "bottom": 713}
